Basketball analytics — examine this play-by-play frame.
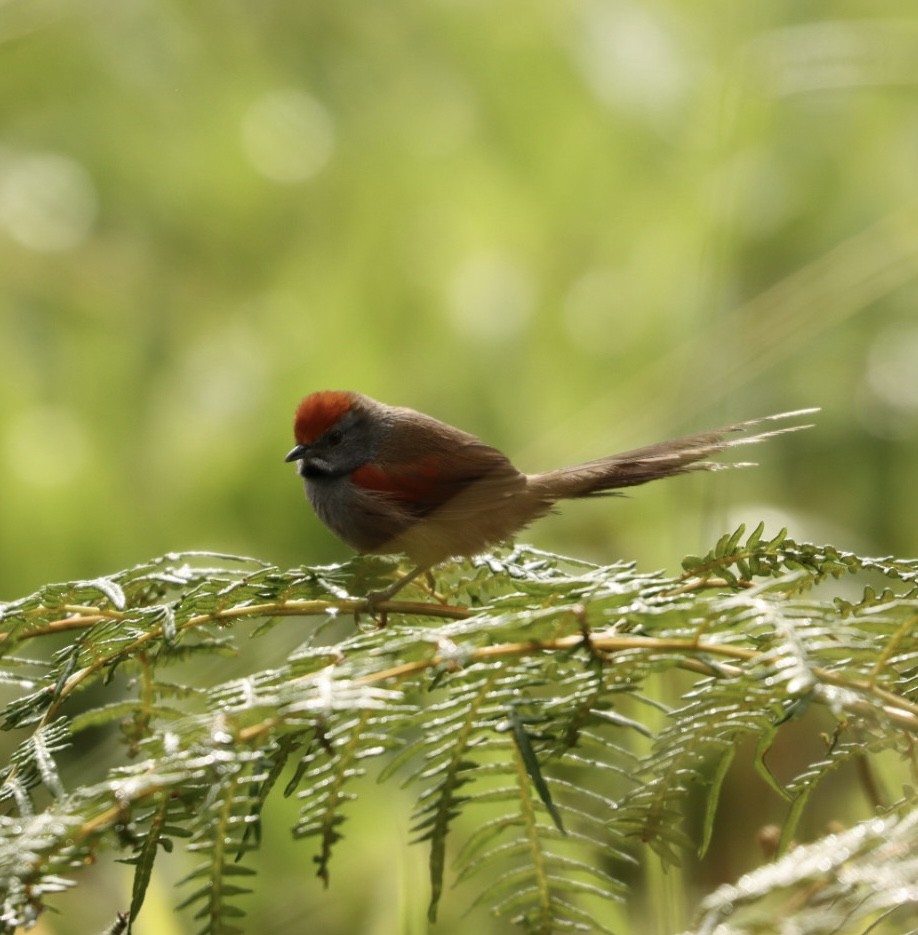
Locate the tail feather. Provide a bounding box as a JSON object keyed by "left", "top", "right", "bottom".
{"left": 530, "top": 408, "right": 819, "bottom": 499}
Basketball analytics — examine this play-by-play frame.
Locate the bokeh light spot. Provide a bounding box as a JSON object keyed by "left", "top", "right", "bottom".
{"left": 858, "top": 321, "right": 918, "bottom": 438}
{"left": 0, "top": 151, "right": 97, "bottom": 252}
{"left": 866, "top": 323, "right": 918, "bottom": 410}
{"left": 447, "top": 252, "right": 535, "bottom": 341}
{"left": 5, "top": 406, "right": 90, "bottom": 489}
{"left": 241, "top": 89, "right": 335, "bottom": 184}
{"left": 561, "top": 267, "right": 646, "bottom": 356}
{"left": 569, "top": 0, "right": 692, "bottom": 120}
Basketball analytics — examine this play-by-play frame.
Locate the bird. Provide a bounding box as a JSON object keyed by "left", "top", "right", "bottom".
{"left": 284, "top": 391, "right": 817, "bottom": 605}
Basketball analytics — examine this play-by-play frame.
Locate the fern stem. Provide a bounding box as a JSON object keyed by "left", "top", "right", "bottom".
{"left": 509, "top": 726, "right": 553, "bottom": 934}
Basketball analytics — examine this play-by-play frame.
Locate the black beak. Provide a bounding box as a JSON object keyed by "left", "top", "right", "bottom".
{"left": 284, "top": 444, "right": 307, "bottom": 463}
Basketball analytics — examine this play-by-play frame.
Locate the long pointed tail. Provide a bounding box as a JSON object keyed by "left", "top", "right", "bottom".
{"left": 529, "top": 408, "right": 819, "bottom": 499}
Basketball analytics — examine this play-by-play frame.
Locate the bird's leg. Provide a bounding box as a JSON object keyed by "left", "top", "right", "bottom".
{"left": 365, "top": 564, "right": 428, "bottom": 610}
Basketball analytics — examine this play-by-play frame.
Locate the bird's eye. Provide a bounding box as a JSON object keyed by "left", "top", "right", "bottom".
{"left": 327, "top": 429, "right": 344, "bottom": 447}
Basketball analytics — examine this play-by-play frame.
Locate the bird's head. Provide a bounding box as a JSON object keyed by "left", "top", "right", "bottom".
{"left": 284, "top": 390, "right": 381, "bottom": 479}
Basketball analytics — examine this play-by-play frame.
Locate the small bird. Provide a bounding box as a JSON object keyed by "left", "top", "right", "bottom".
{"left": 285, "top": 391, "right": 816, "bottom": 603}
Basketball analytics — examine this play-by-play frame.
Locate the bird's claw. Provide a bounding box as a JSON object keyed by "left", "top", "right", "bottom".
{"left": 361, "top": 586, "right": 391, "bottom": 627}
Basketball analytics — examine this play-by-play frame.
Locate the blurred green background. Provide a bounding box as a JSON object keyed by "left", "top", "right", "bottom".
{"left": 2, "top": 1, "right": 918, "bottom": 933}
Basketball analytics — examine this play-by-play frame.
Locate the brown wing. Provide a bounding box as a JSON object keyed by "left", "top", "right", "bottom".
{"left": 352, "top": 439, "right": 524, "bottom": 518}
{"left": 354, "top": 412, "right": 530, "bottom": 564}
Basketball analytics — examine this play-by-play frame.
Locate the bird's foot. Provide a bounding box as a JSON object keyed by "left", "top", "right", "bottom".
{"left": 359, "top": 565, "right": 428, "bottom": 627}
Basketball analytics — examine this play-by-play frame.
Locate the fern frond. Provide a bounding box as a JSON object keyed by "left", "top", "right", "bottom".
{"left": 178, "top": 753, "right": 264, "bottom": 935}
{"left": 0, "top": 717, "right": 71, "bottom": 807}
{"left": 0, "top": 535, "right": 916, "bottom": 932}
{"left": 291, "top": 705, "right": 411, "bottom": 884}
{"left": 687, "top": 806, "right": 918, "bottom": 934}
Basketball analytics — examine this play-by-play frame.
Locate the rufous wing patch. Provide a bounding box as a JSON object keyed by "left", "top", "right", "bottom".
{"left": 351, "top": 458, "right": 454, "bottom": 515}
